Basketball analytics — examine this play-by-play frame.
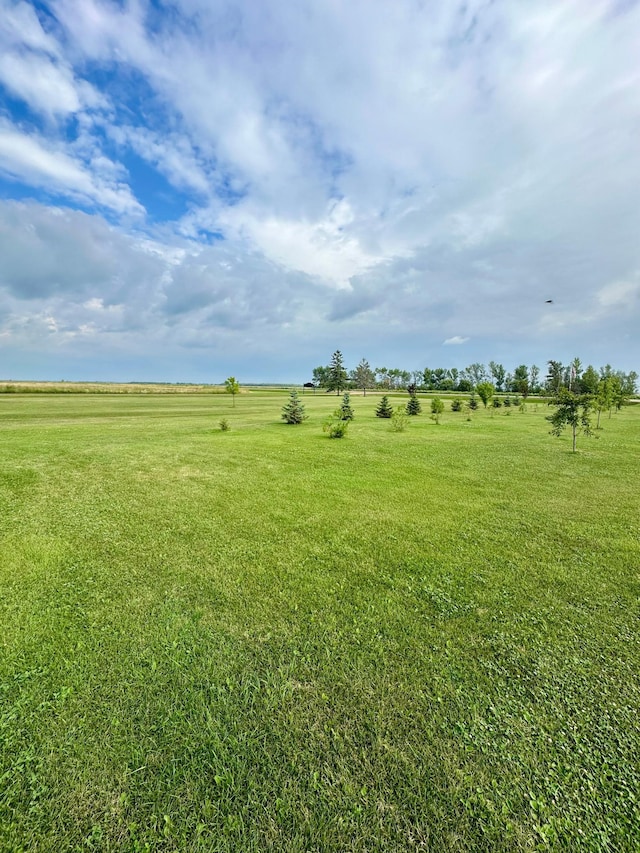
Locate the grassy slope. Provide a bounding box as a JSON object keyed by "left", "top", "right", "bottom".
{"left": 1, "top": 393, "right": 638, "bottom": 852}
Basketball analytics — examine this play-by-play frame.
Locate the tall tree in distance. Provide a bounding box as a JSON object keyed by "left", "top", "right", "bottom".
{"left": 327, "top": 350, "right": 348, "bottom": 395}
{"left": 512, "top": 365, "right": 529, "bottom": 397}
{"left": 546, "top": 361, "right": 565, "bottom": 394}
{"left": 465, "top": 363, "right": 487, "bottom": 388}
{"left": 568, "top": 357, "right": 582, "bottom": 391}
{"left": 224, "top": 376, "right": 240, "bottom": 407}
{"left": 351, "top": 359, "right": 375, "bottom": 395}
{"left": 489, "top": 361, "right": 506, "bottom": 391}
{"left": 580, "top": 365, "right": 600, "bottom": 395}
{"left": 312, "top": 365, "right": 330, "bottom": 390}
{"left": 529, "top": 365, "right": 540, "bottom": 393}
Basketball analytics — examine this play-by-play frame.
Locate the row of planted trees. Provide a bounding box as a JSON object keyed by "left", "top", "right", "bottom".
{"left": 282, "top": 389, "right": 473, "bottom": 436}
{"left": 311, "top": 351, "right": 638, "bottom": 399}
{"left": 221, "top": 378, "right": 628, "bottom": 452}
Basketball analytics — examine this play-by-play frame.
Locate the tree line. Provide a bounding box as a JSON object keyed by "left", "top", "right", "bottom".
{"left": 312, "top": 352, "right": 638, "bottom": 399}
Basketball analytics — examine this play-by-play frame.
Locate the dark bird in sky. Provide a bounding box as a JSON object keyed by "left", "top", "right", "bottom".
{"left": 545, "top": 299, "right": 553, "bottom": 303}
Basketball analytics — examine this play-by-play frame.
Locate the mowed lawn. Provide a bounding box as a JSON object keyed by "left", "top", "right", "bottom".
{"left": 1, "top": 391, "right": 638, "bottom": 852}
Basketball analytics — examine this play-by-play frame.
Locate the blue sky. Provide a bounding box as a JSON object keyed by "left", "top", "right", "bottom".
{"left": 1, "top": 0, "right": 639, "bottom": 383}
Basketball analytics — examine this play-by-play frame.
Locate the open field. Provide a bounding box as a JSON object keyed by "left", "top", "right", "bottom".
{"left": 0, "top": 381, "right": 226, "bottom": 395}
{"left": 1, "top": 392, "right": 638, "bottom": 851}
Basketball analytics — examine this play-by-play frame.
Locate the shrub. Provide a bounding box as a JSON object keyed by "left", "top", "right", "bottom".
{"left": 391, "top": 406, "right": 409, "bottom": 431}
{"left": 493, "top": 398, "right": 502, "bottom": 408}
{"left": 323, "top": 410, "right": 349, "bottom": 438}
{"left": 406, "top": 394, "right": 421, "bottom": 415}
{"left": 468, "top": 393, "right": 479, "bottom": 411}
{"left": 503, "top": 396, "right": 512, "bottom": 407}
{"left": 281, "top": 389, "right": 308, "bottom": 424}
{"left": 451, "top": 397, "right": 463, "bottom": 412}
{"left": 375, "top": 395, "right": 394, "bottom": 418}
{"left": 219, "top": 418, "right": 230, "bottom": 431}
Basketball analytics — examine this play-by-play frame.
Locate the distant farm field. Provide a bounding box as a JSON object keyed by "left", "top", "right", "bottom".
{"left": 1, "top": 392, "right": 638, "bottom": 851}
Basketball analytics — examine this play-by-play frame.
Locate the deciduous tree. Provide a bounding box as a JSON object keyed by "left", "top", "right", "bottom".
{"left": 547, "top": 389, "right": 594, "bottom": 452}
{"left": 476, "top": 381, "right": 495, "bottom": 408}
{"left": 489, "top": 361, "right": 506, "bottom": 391}
{"left": 224, "top": 376, "right": 240, "bottom": 407}
{"left": 312, "top": 366, "right": 330, "bottom": 390}
{"left": 430, "top": 397, "right": 444, "bottom": 424}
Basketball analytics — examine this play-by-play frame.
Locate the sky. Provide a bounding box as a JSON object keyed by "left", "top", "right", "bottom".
{"left": 1, "top": 0, "right": 639, "bottom": 383}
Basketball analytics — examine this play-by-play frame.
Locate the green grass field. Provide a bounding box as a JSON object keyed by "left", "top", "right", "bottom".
{"left": 1, "top": 392, "right": 638, "bottom": 851}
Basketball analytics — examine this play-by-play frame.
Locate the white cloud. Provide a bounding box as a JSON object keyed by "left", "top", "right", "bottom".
{"left": 0, "top": 121, "right": 143, "bottom": 214}
{"left": 217, "top": 198, "right": 383, "bottom": 288}
{"left": 597, "top": 275, "right": 640, "bottom": 308}
{"left": 0, "top": 0, "right": 61, "bottom": 56}
{"left": 0, "top": 50, "right": 90, "bottom": 117}
{"left": 1, "top": 0, "right": 639, "bottom": 377}
{"left": 107, "top": 125, "right": 210, "bottom": 196}
{"left": 0, "top": 1, "right": 104, "bottom": 118}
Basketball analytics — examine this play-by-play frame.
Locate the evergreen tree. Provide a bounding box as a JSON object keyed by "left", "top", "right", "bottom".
{"left": 375, "top": 395, "right": 393, "bottom": 418}
{"left": 406, "top": 393, "right": 421, "bottom": 415}
{"left": 281, "top": 389, "right": 308, "bottom": 424}
{"left": 351, "top": 359, "right": 375, "bottom": 395}
{"left": 327, "top": 350, "right": 348, "bottom": 395}
{"left": 340, "top": 391, "right": 355, "bottom": 421}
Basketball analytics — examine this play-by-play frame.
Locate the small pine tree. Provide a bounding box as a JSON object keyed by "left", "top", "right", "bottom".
{"left": 340, "top": 391, "right": 354, "bottom": 421}
{"left": 468, "top": 393, "right": 479, "bottom": 411}
{"left": 375, "top": 395, "right": 393, "bottom": 418}
{"left": 281, "top": 389, "right": 308, "bottom": 424}
{"left": 406, "top": 393, "right": 421, "bottom": 415}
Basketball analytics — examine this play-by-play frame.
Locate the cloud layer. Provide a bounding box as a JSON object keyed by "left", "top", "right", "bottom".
{"left": 1, "top": 0, "right": 638, "bottom": 380}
